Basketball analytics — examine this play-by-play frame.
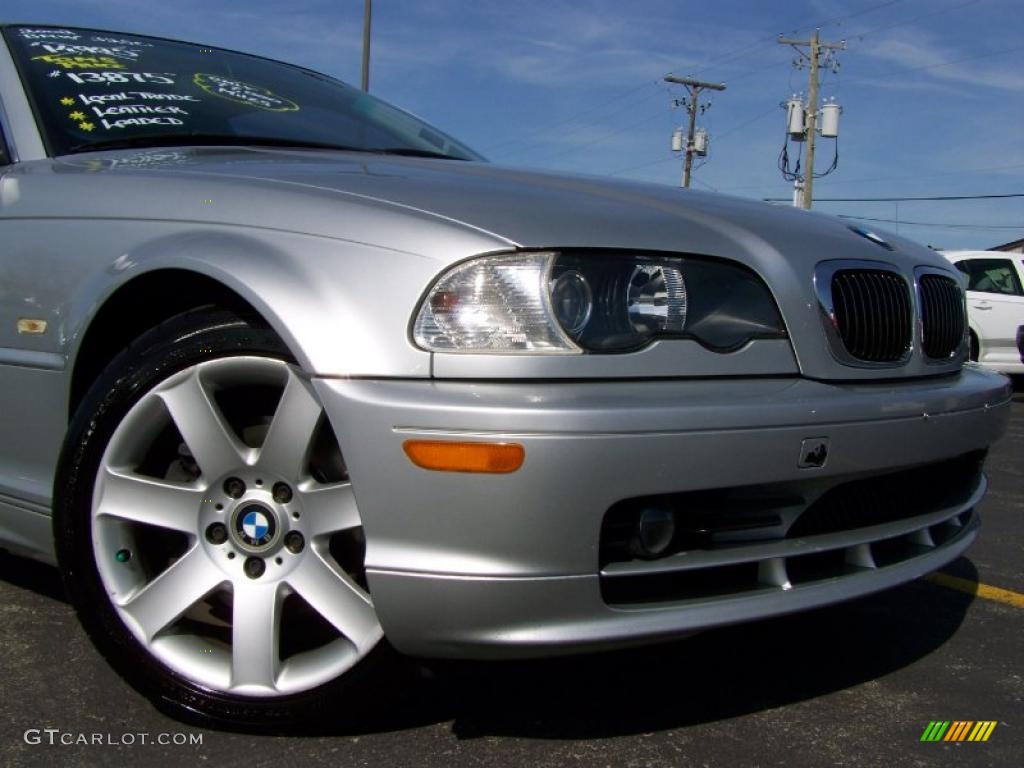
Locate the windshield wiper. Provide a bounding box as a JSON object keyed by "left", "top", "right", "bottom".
{"left": 67, "top": 134, "right": 367, "bottom": 154}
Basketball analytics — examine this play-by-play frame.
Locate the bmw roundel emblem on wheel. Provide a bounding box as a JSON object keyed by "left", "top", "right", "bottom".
{"left": 237, "top": 505, "right": 276, "bottom": 547}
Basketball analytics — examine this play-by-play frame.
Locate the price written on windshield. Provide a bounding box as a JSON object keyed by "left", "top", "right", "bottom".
{"left": 64, "top": 72, "right": 176, "bottom": 85}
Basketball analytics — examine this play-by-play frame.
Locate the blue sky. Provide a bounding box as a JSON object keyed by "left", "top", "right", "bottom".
{"left": 5, "top": 0, "right": 1022, "bottom": 249}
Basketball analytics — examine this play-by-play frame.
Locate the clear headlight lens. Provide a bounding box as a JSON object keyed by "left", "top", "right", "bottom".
{"left": 627, "top": 264, "right": 687, "bottom": 335}
{"left": 412, "top": 252, "right": 579, "bottom": 353}
{"left": 413, "top": 251, "right": 786, "bottom": 354}
{"left": 550, "top": 269, "right": 594, "bottom": 336}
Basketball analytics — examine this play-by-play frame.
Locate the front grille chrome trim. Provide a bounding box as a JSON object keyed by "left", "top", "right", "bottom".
{"left": 814, "top": 259, "right": 914, "bottom": 368}
{"left": 915, "top": 266, "right": 968, "bottom": 362}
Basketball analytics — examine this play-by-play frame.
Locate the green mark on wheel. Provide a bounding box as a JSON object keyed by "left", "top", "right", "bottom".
{"left": 115, "top": 548, "right": 131, "bottom": 563}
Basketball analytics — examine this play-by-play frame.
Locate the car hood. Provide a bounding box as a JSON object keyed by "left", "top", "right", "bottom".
{"left": 37, "top": 147, "right": 960, "bottom": 381}
{"left": 51, "top": 146, "right": 946, "bottom": 272}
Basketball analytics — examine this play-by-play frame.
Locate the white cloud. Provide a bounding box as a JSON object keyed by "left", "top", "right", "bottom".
{"left": 856, "top": 32, "right": 1024, "bottom": 92}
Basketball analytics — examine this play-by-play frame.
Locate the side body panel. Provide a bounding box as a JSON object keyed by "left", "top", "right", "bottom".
{"left": 952, "top": 253, "right": 1024, "bottom": 372}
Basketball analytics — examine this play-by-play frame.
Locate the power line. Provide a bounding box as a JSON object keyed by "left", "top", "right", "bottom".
{"left": 837, "top": 214, "right": 1022, "bottom": 230}
{"left": 765, "top": 193, "right": 1024, "bottom": 202}
{"left": 778, "top": 162, "right": 1024, "bottom": 188}
{"left": 850, "top": 0, "right": 987, "bottom": 41}
{"left": 606, "top": 101, "right": 778, "bottom": 178}
{"left": 691, "top": 177, "right": 719, "bottom": 192}
{"left": 607, "top": 155, "right": 677, "bottom": 177}
{"left": 859, "top": 42, "right": 1024, "bottom": 79}
{"left": 685, "top": 0, "right": 905, "bottom": 78}
{"left": 708, "top": 162, "right": 1024, "bottom": 194}
{"left": 818, "top": 0, "right": 908, "bottom": 28}
{"left": 486, "top": 2, "right": 912, "bottom": 164}
{"left": 720, "top": 59, "right": 792, "bottom": 86}
{"left": 712, "top": 103, "right": 781, "bottom": 141}
{"left": 685, "top": 35, "right": 790, "bottom": 78}
{"left": 478, "top": 80, "right": 660, "bottom": 155}
{"left": 519, "top": 107, "right": 671, "bottom": 166}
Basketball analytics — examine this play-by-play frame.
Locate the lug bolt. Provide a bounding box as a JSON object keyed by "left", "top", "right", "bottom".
{"left": 284, "top": 531, "right": 305, "bottom": 554}
{"left": 244, "top": 557, "right": 265, "bottom": 579}
{"left": 224, "top": 477, "right": 246, "bottom": 499}
{"left": 272, "top": 482, "right": 293, "bottom": 504}
{"left": 205, "top": 523, "right": 228, "bottom": 545}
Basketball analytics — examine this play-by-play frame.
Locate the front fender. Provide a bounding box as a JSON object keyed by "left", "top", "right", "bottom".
{"left": 64, "top": 224, "right": 455, "bottom": 378}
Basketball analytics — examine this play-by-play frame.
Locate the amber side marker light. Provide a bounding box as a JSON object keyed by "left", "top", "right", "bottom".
{"left": 402, "top": 440, "right": 525, "bottom": 474}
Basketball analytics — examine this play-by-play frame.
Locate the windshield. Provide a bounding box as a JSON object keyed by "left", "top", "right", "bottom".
{"left": 3, "top": 25, "right": 483, "bottom": 160}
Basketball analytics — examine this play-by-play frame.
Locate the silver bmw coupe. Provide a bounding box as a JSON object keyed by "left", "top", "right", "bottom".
{"left": 0, "top": 24, "right": 1012, "bottom": 726}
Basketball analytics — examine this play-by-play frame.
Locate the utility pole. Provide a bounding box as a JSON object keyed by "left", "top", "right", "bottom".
{"left": 361, "top": 0, "right": 372, "bottom": 92}
{"left": 777, "top": 30, "right": 844, "bottom": 208}
{"left": 664, "top": 75, "right": 725, "bottom": 188}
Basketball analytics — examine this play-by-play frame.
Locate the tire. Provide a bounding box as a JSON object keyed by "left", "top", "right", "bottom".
{"left": 54, "top": 306, "right": 392, "bottom": 729}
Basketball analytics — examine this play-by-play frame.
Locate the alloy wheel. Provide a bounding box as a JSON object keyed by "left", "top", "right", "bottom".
{"left": 91, "top": 356, "right": 382, "bottom": 696}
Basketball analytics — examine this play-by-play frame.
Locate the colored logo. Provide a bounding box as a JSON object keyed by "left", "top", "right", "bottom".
{"left": 32, "top": 53, "right": 125, "bottom": 70}
{"left": 920, "top": 721, "right": 997, "bottom": 742}
{"left": 237, "top": 505, "right": 275, "bottom": 547}
{"left": 193, "top": 73, "right": 299, "bottom": 113}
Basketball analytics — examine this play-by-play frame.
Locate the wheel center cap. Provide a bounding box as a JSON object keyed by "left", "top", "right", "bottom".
{"left": 232, "top": 502, "right": 278, "bottom": 550}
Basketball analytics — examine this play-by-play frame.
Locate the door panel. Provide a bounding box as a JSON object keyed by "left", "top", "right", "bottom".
{"left": 0, "top": 164, "right": 69, "bottom": 512}
{"left": 955, "top": 257, "right": 1024, "bottom": 367}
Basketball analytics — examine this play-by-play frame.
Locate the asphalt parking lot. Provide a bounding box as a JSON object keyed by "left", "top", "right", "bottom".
{"left": 2, "top": 381, "right": 1021, "bottom": 768}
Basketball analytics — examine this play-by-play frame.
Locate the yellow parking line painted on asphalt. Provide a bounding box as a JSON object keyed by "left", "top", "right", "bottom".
{"left": 926, "top": 572, "right": 1024, "bottom": 608}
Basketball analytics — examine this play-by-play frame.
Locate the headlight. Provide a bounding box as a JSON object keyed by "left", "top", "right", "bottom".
{"left": 413, "top": 251, "right": 786, "bottom": 354}
{"left": 550, "top": 269, "right": 593, "bottom": 336}
{"left": 412, "top": 252, "right": 578, "bottom": 354}
{"left": 626, "top": 263, "right": 687, "bottom": 335}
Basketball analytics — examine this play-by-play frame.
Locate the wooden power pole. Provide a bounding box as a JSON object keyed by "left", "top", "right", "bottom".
{"left": 777, "top": 30, "right": 845, "bottom": 208}
{"left": 664, "top": 75, "right": 726, "bottom": 188}
{"left": 361, "top": 0, "right": 372, "bottom": 92}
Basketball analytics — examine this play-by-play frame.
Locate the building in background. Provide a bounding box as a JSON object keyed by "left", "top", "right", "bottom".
{"left": 991, "top": 237, "right": 1024, "bottom": 254}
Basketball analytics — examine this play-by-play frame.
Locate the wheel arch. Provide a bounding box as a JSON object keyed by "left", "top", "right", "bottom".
{"left": 68, "top": 268, "right": 274, "bottom": 420}
{"left": 65, "top": 226, "right": 436, "bottom": 422}
{"left": 968, "top": 325, "right": 981, "bottom": 361}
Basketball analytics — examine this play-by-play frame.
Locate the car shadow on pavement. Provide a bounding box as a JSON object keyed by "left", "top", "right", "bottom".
{"left": 0, "top": 548, "right": 978, "bottom": 740}
{"left": 416, "top": 566, "right": 977, "bottom": 740}
{"left": 310, "top": 560, "right": 979, "bottom": 740}
{"left": 0, "top": 550, "right": 66, "bottom": 604}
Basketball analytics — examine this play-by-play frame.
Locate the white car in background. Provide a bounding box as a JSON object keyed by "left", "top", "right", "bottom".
{"left": 943, "top": 250, "right": 1024, "bottom": 375}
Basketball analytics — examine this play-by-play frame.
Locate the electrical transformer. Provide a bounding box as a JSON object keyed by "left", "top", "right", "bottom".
{"left": 693, "top": 128, "right": 708, "bottom": 156}
{"left": 786, "top": 96, "right": 805, "bottom": 140}
{"left": 671, "top": 127, "right": 684, "bottom": 152}
{"left": 819, "top": 102, "right": 841, "bottom": 138}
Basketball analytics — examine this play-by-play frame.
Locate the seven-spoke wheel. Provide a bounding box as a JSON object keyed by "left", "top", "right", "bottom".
{"left": 56, "top": 308, "right": 387, "bottom": 726}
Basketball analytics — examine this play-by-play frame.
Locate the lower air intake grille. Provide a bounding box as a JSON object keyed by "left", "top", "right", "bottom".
{"left": 599, "top": 452, "right": 986, "bottom": 607}
{"left": 919, "top": 274, "right": 965, "bottom": 359}
{"left": 831, "top": 269, "right": 912, "bottom": 363}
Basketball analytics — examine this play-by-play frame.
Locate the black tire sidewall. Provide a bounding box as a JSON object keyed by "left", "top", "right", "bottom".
{"left": 54, "top": 307, "right": 391, "bottom": 730}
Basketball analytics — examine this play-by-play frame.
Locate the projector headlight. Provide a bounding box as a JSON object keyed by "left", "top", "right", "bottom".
{"left": 550, "top": 269, "right": 594, "bottom": 337}
{"left": 413, "top": 251, "right": 786, "bottom": 354}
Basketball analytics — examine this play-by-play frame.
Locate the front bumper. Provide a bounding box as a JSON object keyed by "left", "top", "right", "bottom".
{"left": 313, "top": 367, "right": 1011, "bottom": 659}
